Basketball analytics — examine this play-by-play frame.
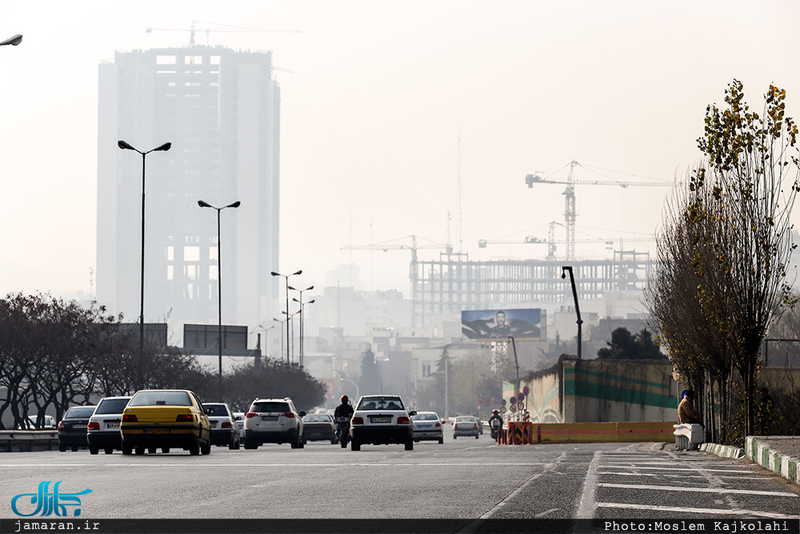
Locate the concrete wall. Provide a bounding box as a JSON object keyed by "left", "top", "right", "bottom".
{"left": 504, "top": 355, "right": 679, "bottom": 424}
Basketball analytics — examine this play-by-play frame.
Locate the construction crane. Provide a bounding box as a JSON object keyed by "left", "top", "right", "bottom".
{"left": 525, "top": 160, "right": 671, "bottom": 261}
{"left": 341, "top": 235, "right": 451, "bottom": 327}
{"left": 146, "top": 20, "right": 300, "bottom": 47}
{"left": 479, "top": 221, "right": 653, "bottom": 260}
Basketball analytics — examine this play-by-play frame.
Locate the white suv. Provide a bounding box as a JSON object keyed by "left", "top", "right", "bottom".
{"left": 243, "top": 398, "right": 306, "bottom": 449}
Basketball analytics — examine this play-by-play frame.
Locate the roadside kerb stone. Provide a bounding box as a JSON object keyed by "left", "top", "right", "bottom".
{"left": 746, "top": 436, "right": 800, "bottom": 485}
{"left": 700, "top": 442, "right": 744, "bottom": 459}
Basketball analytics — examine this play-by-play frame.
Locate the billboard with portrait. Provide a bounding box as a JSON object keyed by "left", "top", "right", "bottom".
{"left": 461, "top": 308, "right": 543, "bottom": 341}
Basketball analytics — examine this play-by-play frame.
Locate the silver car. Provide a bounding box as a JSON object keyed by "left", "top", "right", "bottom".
{"left": 411, "top": 411, "right": 443, "bottom": 444}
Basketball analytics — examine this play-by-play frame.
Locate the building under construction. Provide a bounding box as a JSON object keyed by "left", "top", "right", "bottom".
{"left": 410, "top": 249, "right": 651, "bottom": 327}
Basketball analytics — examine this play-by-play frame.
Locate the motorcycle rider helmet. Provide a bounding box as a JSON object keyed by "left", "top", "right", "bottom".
{"left": 341, "top": 395, "right": 349, "bottom": 403}
{"left": 492, "top": 409, "right": 499, "bottom": 414}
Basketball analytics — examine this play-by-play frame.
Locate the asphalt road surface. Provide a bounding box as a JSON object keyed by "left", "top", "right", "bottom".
{"left": 1, "top": 434, "right": 798, "bottom": 526}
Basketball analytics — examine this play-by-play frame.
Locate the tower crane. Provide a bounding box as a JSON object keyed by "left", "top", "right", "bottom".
{"left": 479, "top": 221, "right": 653, "bottom": 261}
{"left": 525, "top": 160, "right": 671, "bottom": 261}
{"left": 146, "top": 20, "right": 300, "bottom": 47}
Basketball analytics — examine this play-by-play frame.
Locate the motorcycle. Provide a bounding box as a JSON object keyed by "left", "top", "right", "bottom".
{"left": 336, "top": 416, "right": 350, "bottom": 448}
{"left": 490, "top": 418, "right": 502, "bottom": 440}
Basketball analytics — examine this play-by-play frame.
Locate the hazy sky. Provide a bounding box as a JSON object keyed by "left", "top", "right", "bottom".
{"left": 1, "top": 1, "right": 798, "bottom": 300}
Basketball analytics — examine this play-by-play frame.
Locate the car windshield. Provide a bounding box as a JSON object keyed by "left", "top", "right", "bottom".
{"left": 94, "top": 398, "right": 130, "bottom": 414}
{"left": 251, "top": 402, "right": 290, "bottom": 413}
{"left": 412, "top": 413, "right": 438, "bottom": 421}
{"left": 303, "top": 415, "right": 332, "bottom": 423}
{"left": 203, "top": 404, "right": 230, "bottom": 417}
{"left": 129, "top": 391, "right": 192, "bottom": 407}
{"left": 64, "top": 407, "right": 95, "bottom": 419}
{"left": 357, "top": 397, "right": 404, "bottom": 411}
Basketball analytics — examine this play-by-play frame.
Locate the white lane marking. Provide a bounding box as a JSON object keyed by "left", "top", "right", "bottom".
{"left": 598, "top": 465, "right": 754, "bottom": 473}
{"left": 597, "top": 502, "right": 800, "bottom": 519}
{"left": 576, "top": 450, "right": 601, "bottom": 519}
{"left": 535, "top": 508, "right": 560, "bottom": 518}
{"left": 598, "top": 471, "right": 762, "bottom": 480}
{"left": 478, "top": 451, "right": 567, "bottom": 520}
{"left": 0, "top": 462, "right": 549, "bottom": 468}
{"left": 599, "top": 483, "right": 798, "bottom": 497}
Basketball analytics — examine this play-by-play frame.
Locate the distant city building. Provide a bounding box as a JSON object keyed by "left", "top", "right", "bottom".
{"left": 96, "top": 45, "right": 280, "bottom": 344}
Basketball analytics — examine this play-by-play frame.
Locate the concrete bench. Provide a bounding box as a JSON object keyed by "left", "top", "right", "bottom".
{"left": 673, "top": 424, "right": 703, "bottom": 450}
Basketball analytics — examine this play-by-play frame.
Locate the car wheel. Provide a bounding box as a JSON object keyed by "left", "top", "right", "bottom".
{"left": 162, "top": 447, "right": 170, "bottom": 454}
{"left": 438, "top": 437, "right": 444, "bottom": 444}
{"left": 244, "top": 438, "right": 257, "bottom": 450}
{"left": 331, "top": 437, "right": 338, "bottom": 445}
{"left": 189, "top": 441, "right": 200, "bottom": 455}
{"left": 89, "top": 447, "right": 99, "bottom": 455}
{"left": 201, "top": 440, "right": 211, "bottom": 455}
{"left": 71, "top": 446, "right": 79, "bottom": 452}
{"left": 59, "top": 444, "right": 66, "bottom": 452}
{"left": 475, "top": 435, "right": 479, "bottom": 439}
{"left": 122, "top": 443, "right": 133, "bottom": 455}
{"left": 351, "top": 440, "right": 361, "bottom": 451}
{"left": 453, "top": 435, "right": 457, "bottom": 439}
{"left": 104, "top": 447, "right": 114, "bottom": 455}
{"left": 405, "top": 439, "right": 414, "bottom": 451}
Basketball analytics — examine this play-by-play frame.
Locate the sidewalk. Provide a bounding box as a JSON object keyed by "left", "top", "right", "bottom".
{"left": 700, "top": 436, "right": 800, "bottom": 486}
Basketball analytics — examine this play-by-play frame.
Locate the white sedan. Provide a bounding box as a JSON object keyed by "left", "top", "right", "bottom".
{"left": 349, "top": 395, "right": 416, "bottom": 451}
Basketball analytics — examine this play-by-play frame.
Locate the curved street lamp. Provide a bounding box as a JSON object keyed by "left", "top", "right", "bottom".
{"left": 271, "top": 270, "right": 302, "bottom": 364}
{"left": 197, "top": 199, "right": 241, "bottom": 395}
{"left": 118, "top": 140, "right": 172, "bottom": 358}
{"left": 0, "top": 34, "right": 22, "bottom": 47}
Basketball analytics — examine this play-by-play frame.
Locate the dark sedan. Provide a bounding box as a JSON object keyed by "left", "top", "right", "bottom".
{"left": 302, "top": 414, "right": 337, "bottom": 444}
{"left": 58, "top": 406, "right": 96, "bottom": 452}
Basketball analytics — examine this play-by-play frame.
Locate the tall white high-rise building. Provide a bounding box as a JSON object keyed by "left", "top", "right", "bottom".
{"left": 96, "top": 45, "right": 280, "bottom": 346}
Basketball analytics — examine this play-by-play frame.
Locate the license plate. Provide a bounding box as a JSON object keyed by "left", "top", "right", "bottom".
{"left": 210, "top": 421, "right": 217, "bottom": 428}
{"left": 370, "top": 417, "right": 392, "bottom": 424}
{"left": 105, "top": 423, "right": 119, "bottom": 430}
{"left": 144, "top": 428, "right": 170, "bottom": 434}
{"left": 262, "top": 416, "right": 278, "bottom": 421}
{"left": 72, "top": 424, "right": 87, "bottom": 429}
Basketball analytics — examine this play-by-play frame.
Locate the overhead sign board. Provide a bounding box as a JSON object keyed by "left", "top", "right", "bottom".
{"left": 183, "top": 324, "right": 248, "bottom": 350}
{"left": 461, "top": 309, "right": 543, "bottom": 341}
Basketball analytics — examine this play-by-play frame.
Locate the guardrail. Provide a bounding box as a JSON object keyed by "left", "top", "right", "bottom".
{"left": 0, "top": 430, "right": 59, "bottom": 452}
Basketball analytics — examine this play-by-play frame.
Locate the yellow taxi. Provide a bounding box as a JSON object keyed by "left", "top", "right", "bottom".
{"left": 120, "top": 389, "right": 211, "bottom": 455}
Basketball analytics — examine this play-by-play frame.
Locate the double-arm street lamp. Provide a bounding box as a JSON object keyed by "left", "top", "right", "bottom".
{"left": 290, "top": 285, "right": 314, "bottom": 367}
{"left": 118, "top": 140, "right": 172, "bottom": 357}
{"left": 1, "top": 34, "right": 22, "bottom": 47}
{"left": 271, "top": 270, "right": 302, "bottom": 364}
{"left": 198, "top": 200, "right": 241, "bottom": 395}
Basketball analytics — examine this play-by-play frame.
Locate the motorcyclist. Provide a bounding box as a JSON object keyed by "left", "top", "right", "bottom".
{"left": 334, "top": 395, "right": 354, "bottom": 446}
{"left": 488, "top": 409, "right": 503, "bottom": 438}
{"left": 334, "top": 395, "right": 354, "bottom": 420}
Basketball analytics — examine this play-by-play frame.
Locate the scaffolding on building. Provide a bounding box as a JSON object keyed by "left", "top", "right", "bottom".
{"left": 411, "top": 250, "right": 651, "bottom": 327}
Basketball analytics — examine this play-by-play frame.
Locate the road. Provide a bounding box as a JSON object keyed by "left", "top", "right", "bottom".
{"left": 0, "top": 434, "right": 798, "bottom": 532}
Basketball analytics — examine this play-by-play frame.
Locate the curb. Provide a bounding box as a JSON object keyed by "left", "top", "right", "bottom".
{"left": 700, "top": 442, "right": 744, "bottom": 459}
{"left": 745, "top": 437, "right": 800, "bottom": 485}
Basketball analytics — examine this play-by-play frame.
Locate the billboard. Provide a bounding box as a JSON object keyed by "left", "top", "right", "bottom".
{"left": 461, "top": 309, "right": 542, "bottom": 341}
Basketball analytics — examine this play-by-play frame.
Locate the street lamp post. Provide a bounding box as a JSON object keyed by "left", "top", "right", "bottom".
{"left": 561, "top": 265, "right": 583, "bottom": 360}
{"left": 118, "top": 140, "right": 172, "bottom": 359}
{"left": 282, "top": 310, "right": 300, "bottom": 363}
{"left": 340, "top": 377, "right": 359, "bottom": 400}
{"left": 271, "top": 270, "right": 302, "bottom": 364}
{"left": 290, "top": 285, "right": 314, "bottom": 367}
{"left": 198, "top": 199, "right": 241, "bottom": 395}
{"left": 0, "top": 34, "right": 22, "bottom": 46}
{"left": 273, "top": 317, "right": 287, "bottom": 364}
